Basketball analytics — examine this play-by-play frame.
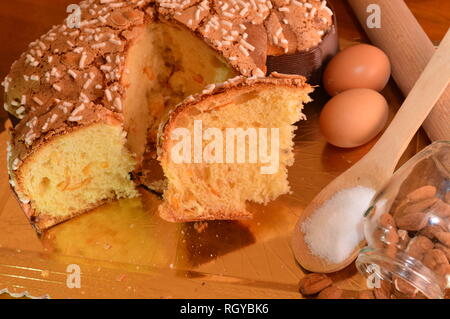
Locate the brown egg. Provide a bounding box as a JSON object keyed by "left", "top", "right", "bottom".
{"left": 323, "top": 44, "right": 391, "bottom": 96}
{"left": 319, "top": 88, "right": 389, "bottom": 148}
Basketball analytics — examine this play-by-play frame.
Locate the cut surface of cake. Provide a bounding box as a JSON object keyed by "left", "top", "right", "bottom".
{"left": 158, "top": 74, "right": 313, "bottom": 222}
{"left": 121, "top": 21, "right": 237, "bottom": 189}
{"left": 2, "top": 0, "right": 331, "bottom": 231}
{"left": 13, "top": 122, "right": 138, "bottom": 230}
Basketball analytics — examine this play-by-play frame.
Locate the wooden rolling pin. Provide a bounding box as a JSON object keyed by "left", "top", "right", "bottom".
{"left": 348, "top": 0, "right": 450, "bottom": 141}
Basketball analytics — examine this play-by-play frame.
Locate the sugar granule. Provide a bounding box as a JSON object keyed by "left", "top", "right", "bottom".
{"left": 301, "top": 186, "right": 376, "bottom": 264}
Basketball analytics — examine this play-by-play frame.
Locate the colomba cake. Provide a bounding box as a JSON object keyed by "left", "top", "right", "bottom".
{"left": 2, "top": 0, "right": 330, "bottom": 231}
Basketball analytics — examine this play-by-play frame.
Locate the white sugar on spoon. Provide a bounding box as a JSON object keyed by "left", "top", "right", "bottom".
{"left": 302, "top": 186, "right": 376, "bottom": 264}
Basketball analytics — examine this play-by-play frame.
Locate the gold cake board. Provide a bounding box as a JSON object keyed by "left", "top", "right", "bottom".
{"left": 0, "top": 74, "right": 429, "bottom": 298}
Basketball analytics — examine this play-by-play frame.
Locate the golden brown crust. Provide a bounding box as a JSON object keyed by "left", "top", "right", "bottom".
{"left": 158, "top": 0, "right": 334, "bottom": 58}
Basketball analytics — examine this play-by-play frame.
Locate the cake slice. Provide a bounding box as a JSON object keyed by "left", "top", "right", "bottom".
{"left": 158, "top": 73, "right": 313, "bottom": 222}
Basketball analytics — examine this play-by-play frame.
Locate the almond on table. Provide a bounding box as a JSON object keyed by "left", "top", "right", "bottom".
{"left": 299, "top": 273, "right": 333, "bottom": 296}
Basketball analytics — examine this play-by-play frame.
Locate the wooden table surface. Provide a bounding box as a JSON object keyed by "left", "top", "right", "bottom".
{"left": 0, "top": 0, "right": 448, "bottom": 300}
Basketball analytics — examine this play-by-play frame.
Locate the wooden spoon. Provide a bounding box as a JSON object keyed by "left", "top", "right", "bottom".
{"left": 292, "top": 29, "right": 450, "bottom": 273}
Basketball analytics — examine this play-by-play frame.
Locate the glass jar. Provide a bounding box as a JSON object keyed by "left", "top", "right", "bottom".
{"left": 356, "top": 141, "right": 450, "bottom": 299}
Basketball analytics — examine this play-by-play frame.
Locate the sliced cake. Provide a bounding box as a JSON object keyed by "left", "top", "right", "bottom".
{"left": 2, "top": 0, "right": 333, "bottom": 231}
{"left": 158, "top": 73, "right": 313, "bottom": 222}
